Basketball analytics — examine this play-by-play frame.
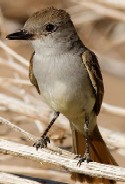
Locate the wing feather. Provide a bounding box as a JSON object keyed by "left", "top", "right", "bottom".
{"left": 29, "top": 52, "right": 40, "bottom": 94}
{"left": 82, "top": 50, "right": 104, "bottom": 115}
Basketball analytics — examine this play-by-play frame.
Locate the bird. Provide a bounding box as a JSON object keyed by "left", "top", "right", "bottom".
{"left": 6, "top": 7, "right": 117, "bottom": 183}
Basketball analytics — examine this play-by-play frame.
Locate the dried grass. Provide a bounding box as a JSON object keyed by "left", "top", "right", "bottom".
{"left": 0, "top": 1, "right": 125, "bottom": 183}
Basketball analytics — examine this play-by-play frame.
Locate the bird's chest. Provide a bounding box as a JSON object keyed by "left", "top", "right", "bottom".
{"left": 33, "top": 53, "right": 94, "bottom": 115}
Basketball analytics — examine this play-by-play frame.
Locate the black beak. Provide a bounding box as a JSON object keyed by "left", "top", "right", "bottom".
{"left": 6, "top": 30, "right": 33, "bottom": 40}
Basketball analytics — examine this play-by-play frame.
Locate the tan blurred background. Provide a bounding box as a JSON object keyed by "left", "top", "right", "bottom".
{"left": 0, "top": 0, "right": 125, "bottom": 183}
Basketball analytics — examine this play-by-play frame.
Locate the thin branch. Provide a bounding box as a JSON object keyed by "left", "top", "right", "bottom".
{"left": 0, "top": 165, "right": 70, "bottom": 182}
{"left": 97, "top": 0, "right": 125, "bottom": 9}
{"left": 0, "top": 116, "right": 37, "bottom": 142}
{"left": 0, "top": 93, "right": 48, "bottom": 121}
{"left": 0, "top": 116, "right": 73, "bottom": 157}
{"left": 102, "top": 103, "right": 125, "bottom": 117}
{"left": 1, "top": 115, "right": 125, "bottom": 158}
{"left": 0, "top": 77, "right": 30, "bottom": 85}
{"left": 0, "top": 57, "right": 27, "bottom": 75}
{"left": 100, "top": 127, "right": 125, "bottom": 156}
{"left": 0, "top": 172, "right": 43, "bottom": 184}
{"left": 71, "top": 0, "right": 125, "bottom": 21}
{"left": 69, "top": 6, "right": 103, "bottom": 25}
{"left": 99, "top": 54, "right": 125, "bottom": 80}
{"left": 0, "top": 40, "right": 28, "bottom": 66}
{"left": 0, "top": 139, "right": 125, "bottom": 182}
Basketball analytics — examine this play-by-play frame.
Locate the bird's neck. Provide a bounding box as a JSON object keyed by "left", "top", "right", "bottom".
{"left": 31, "top": 31, "right": 84, "bottom": 57}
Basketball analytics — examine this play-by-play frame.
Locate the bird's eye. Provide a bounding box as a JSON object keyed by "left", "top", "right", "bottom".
{"left": 45, "top": 24, "right": 55, "bottom": 32}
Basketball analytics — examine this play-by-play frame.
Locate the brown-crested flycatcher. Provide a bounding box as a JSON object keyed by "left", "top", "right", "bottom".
{"left": 7, "top": 7, "right": 117, "bottom": 183}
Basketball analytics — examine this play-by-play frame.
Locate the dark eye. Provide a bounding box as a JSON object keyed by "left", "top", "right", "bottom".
{"left": 45, "top": 24, "right": 55, "bottom": 32}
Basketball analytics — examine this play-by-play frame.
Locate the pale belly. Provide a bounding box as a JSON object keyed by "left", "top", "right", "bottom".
{"left": 33, "top": 53, "right": 95, "bottom": 119}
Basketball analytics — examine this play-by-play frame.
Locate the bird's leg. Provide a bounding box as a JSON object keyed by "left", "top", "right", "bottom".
{"left": 77, "top": 114, "right": 92, "bottom": 166}
{"left": 33, "top": 111, "right": 60, "bottom": 150}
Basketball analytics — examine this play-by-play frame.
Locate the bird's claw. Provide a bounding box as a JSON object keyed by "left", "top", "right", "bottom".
{"left": 33, "top": 135, "right": 50, "bottom": 150}
{"left": 76, "top": 153, "right": 92, "bottom": 166}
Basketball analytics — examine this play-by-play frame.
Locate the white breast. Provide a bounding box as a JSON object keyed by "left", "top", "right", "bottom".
{"left": 33, "top": 47, "right": 95, "bottom": 119}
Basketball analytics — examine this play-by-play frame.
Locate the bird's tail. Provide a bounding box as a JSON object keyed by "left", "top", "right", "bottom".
{"left": 71, "top": 124, "right": 118, "bottom": 183}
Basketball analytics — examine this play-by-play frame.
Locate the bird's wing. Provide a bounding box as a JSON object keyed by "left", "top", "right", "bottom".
{"left": 29, "top": 52, "right": 40, "bottom": 94}
{"left": 82, "top": 50, "right": 104, "bottom": 115}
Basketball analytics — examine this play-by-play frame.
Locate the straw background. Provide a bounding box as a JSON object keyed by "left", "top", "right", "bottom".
{"left": 0, "top": 0, "right": 125, "bottom": 183}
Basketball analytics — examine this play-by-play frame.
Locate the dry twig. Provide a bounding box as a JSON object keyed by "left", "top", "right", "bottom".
{"left": 0, "top": 165, "right": 70, "bottom": 181}
{"left": 0, "top": 139, "right": 125, "bottom": 182}
{"left": 1, "top": 115, "right": 125, "bottom": 156}
{"left": 0, "top": 172, "right": 65, "bottom": 184}
{"left": 0, "top": 116, "right": 73, "bottom": 156}
{"left": 102, "top": 103, "right": 125, "bottom": 117}
{"left": 70, "top": 0, "right": 125, "bottom": 21}
{"left": 0, "top": 40, "right": 28, "bottom": 66}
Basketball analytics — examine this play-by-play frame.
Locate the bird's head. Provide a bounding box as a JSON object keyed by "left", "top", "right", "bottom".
{"left": 6, "top": 7, "right": 74, "bottom": 41}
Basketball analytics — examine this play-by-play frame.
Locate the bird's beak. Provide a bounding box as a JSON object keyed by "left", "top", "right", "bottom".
{"left": 6, "top": 30, "right": 33, "bottom": 40}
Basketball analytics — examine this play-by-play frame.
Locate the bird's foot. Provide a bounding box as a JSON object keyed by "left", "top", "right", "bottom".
{"left": 33, "top": 135, "right": 50, "bottom": 150}
{"left": 74, "top": 154, "right": 82, "bottom": 160}
{"left": 76, "top": 153, "right": 92, "bottom": 166}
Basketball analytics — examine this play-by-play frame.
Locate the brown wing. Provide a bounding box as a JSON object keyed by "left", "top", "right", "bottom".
{"left": 82, "top": 50, "right": 104, "bottom": 115}
{"left": 29, "top": 52, "right": 40, "bottom": 94}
